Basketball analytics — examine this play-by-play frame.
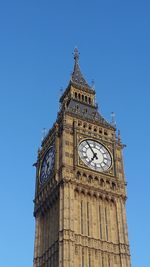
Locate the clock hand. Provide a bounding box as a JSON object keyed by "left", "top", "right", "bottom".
{"left": 47, "top": 162, "right": 50, "bottom": 169}
{"left": 86, "top": 140, "right": 95, "bottom": 155}
{"left": 45, "top": 161, "right": 50, "bottom": 174}
{"left": 86, "top": 141, "right": 98, "bottom": 160}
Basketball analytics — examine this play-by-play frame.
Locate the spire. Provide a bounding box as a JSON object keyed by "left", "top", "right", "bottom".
{"left": 71, "top": 48, "right": 91, "bottom": 89}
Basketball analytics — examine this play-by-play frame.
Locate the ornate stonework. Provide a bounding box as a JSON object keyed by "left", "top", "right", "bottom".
{"left": 33, "top": 49, "right": 131, "bottom": 267}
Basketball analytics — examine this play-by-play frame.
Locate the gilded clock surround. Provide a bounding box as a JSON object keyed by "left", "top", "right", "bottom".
{"left": 33, "top": 49, "right": 131, "bottom": 267}
{"left": 78, "top": 138, "right": 112, "bottom": 173}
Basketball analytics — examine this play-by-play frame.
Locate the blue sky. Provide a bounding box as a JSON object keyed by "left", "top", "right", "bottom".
{"left": 0, "top": 0, "right": 150, "bottom": 266}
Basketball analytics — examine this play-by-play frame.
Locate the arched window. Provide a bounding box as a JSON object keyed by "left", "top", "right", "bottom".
{"left": 89, "top": 175, "right": 93, "bottom": 180}
{"left": 112, "top": 182, "right": 116, "bottom": 190}
{"left": 100, "top": 179, "right": 104, "bottom": 187}
{"left": 82, "top": 248, "right": 84, "bottom": 266}
{"left": 99, "top": 128, "right": 102, "bottom": 134}
{"left": 77, "top": 171, "right": 81, "bottom": 178}
{"left": 95, "top": 176, "right": 99, "bottom": 182}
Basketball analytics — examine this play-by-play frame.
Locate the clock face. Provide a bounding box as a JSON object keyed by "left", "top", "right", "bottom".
{"left": 78, "top": 139, "right": 112, "bottom": 172}
{"left": 40, "top": 146, "right": 55, "bottom": 184}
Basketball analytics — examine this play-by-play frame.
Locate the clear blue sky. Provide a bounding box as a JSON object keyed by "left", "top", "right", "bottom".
{"left": 0, "top": 0, "right": 149, "bottom": 266}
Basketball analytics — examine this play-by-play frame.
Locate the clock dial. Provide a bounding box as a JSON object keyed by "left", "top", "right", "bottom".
{"left": 40, "top": 146, "right": 55, "bottom": 184}
{"left": 78, "top": 139, "right": 112, "bottom": 172}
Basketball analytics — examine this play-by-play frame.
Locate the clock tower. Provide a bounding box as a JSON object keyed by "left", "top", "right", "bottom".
{"left": 33, "top": 49, "right": 131, "bottom": 267}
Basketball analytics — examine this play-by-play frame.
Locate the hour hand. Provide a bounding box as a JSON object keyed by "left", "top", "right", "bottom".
{"left": 86, "top": 141, "right": 98, "bottom": 160}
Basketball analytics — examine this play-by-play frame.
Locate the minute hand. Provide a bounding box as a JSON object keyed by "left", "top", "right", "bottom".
{"left": 86, "top": 141, "right": 98, "bottom": 160}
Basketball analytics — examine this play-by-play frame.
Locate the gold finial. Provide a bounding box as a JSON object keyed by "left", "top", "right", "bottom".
{"left": 73, "top": 47, "right": 80, "bottom": 62}
{"left": 111, "top": 112, "right": 116, "bottom": 127}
